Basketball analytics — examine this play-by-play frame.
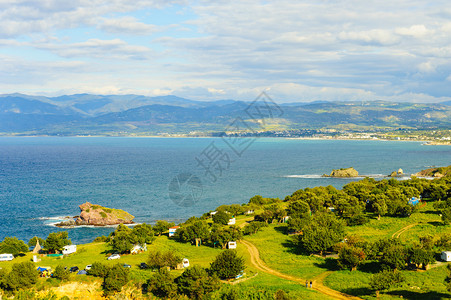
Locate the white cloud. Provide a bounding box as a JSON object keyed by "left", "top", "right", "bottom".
{"left": 37, "top": 39, "right": 153, "bottom": 60}
{"left": 395, "top": 25, "right": 431, "bottom": 38}
{"left": 98, "top": 17, "right": 160, "bottom": 35}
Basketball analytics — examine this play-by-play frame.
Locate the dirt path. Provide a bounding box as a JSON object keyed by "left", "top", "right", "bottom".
{"left": 241, "top": 240, "right": 363, "bottom": 300}
{"left": 391, "top": 223, "right": 418, "bottom": 238}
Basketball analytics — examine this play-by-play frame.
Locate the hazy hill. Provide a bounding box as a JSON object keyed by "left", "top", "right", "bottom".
{"left": 0, "top": 94, "right": 450, "bottom": 135}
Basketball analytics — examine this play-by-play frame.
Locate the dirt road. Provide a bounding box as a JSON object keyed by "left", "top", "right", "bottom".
{"left": 241, "top": 240, "right": 363, "bottom": 300}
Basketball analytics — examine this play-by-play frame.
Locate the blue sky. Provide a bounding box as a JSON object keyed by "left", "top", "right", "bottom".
{"left": 1, "top": 0, "right": 451, "bottom": 103}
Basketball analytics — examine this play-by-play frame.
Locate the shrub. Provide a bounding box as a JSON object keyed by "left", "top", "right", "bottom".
{"left": 3, "top": 262, "right": 38, "bottom": 291}
{"left": 147, "top": 250, "right": 182, "bottom": 270}
{"left": 0, "top": 237, "right": 29, "bottom": 256}
{"left": 176, "top": 266, "right": 220, "bottom": 299}
{"left": 210, "top": 249, "right": 245, "bottom": 279}
{"left": 147, "top": 269, "right": 177, "bottom": 298}
{"left": 87, "top": 262, "right": 109, "bottom": 277}
{"left": 53, "top": 265, "right": 70, "bottom": 281}
{"left": 103, "top": 264, "right": 129, "bottom": 294}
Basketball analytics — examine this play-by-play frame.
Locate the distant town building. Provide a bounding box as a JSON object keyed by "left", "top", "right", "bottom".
{"left": 169, "top": 226, "right": 180, "bottom": 237}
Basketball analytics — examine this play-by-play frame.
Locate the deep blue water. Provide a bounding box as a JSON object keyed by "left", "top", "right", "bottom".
{"left": 0, "top": 137, "right": 450, "bottom": 244}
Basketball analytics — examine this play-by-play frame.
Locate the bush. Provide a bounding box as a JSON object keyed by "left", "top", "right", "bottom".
{"left": 0, "top": 237, "right": 29, "bottom": 256}
{"left": 3, "top": 262, "right": 38, "bottom": 291}
{"left": 87, "top": 262, "right": 109, "bottom": 277}
{"left": 93, "top": 235, "right": 109, "bottom": 243}
{"left": 210, "top": 249, "right": 245, "bottom": 279}
{"left": 52, "top": 265, "right": 70, "bottom": 281}
{"left": 212, "top": 211, "right": 231, "bottom": 225}
{"left": 176, "top": 265, "right": 220, "bottom": 299}
{"left": 103, "top": 264, "right": 129, "bottom": 294}
{"left": 147, "top": 250, "right": 182, "bottom": 270}
{"left": 147, "top": 269, "right": 177, "bottom": 298}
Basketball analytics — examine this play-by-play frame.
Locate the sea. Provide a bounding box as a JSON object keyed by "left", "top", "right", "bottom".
{"left": 0, "top": 137, "right": 450, "bottom": 244}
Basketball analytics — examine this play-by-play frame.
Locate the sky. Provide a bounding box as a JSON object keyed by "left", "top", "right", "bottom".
{"left": 1, "top": 0, "right": 451, "bottom": 103}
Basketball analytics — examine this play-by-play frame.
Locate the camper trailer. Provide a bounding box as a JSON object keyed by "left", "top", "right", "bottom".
{"left": 0, "top": 253, "right": 14, "bottom": 261}
{"left": 62, "top": 245, "right": 77, "bottom": 255}
{"left": 441, "top": 251, "right": 451, "bottom": 262}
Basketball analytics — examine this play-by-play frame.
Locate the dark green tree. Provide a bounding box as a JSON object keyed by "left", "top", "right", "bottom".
{"left": 213, "top": 211, "right": 232, "bottom": 225}
{"left": 210, "top": 249, "right": 245, "bottom": 279}
{"left": 87, "top": 262, "right": 109, "bottom": 277}
{"left": 130, "top": 223, "right": 155, "bottom": 245}
{"left": 442, "top": 207, "right": 451, "bottom": 225}
{"left": 369, "top": 270, "right": 405, "bottom": 297}
{"left": 287, "top": 200, "right": 310, "bottom": 218}
{"left": 0, "top": 237, "right": 28, "bottom": 256}
{"left": 153, "top": 220, "right": 175, "bottom": 236}
{"left": 103, "top": 263, "right": 129, "bottom": 294}
{"left": 408, "top": 246, "right": 435, "bottom": 270}
{"left": 380, "top": 244, "right": 407, "bottom": 270}
{"left": 3, "top": 262, "right": 39, "bottom": 291}
{"left": 147, "top": 268, "right": 178, "bottom": 298}
{"left": 243, "top": 221, "right": 267, "bottom": 235}
{"left": 147, "top": 250, "right": 182, "bottom": 270}
{"left": 337, "top": 244, "right": 366, "bottom": 271}
{"left": 297, "top": 212, "right": 345, "bottom": 255}
{"left": 53, "top": 265, "right": 70, "bottom": 281}
{"left": 175, "top": 265, "right": 220, "bottom": 299}
{"left": 109, "top": 224, "right": 133, "bottom": 253}
{"left": 175, "top": 220, "right": 210, "bottom": 244}
{"left": 45, "top": 232, "right": 71, "bottom": 253}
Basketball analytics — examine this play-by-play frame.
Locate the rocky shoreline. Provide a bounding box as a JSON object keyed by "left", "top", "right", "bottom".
{"left": 55, "top": 202, "right": 135, "bottom": 227}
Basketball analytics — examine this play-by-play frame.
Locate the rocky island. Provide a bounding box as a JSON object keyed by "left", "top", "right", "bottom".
{"left": 413, "top": 165, "right": 451, "bottom": 178}
{"left": 55, "top": 202, "right": 134, "bottom": 227}
{"left": 322, "top": 167, "right": 359, "bottom": 177}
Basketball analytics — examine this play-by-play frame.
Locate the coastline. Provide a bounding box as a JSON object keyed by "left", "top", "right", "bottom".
{"left": 0, "top": 134, "right": 448, "bottom": 144}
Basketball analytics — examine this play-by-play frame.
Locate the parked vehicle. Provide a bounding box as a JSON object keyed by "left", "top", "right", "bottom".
{"left": 85, "top": 265, "right": 92, "bottom": 270}
{"left": 0, "top": 254, "right": 14, "bottom": 261}
{"left": 122, "top": 264, "right": 131, "bottom": 268}
{"left": 107, "top": 254, "right": 120, "bottom": 260}
{"left": 69, "top": 266, "right": 79, "bottom": 273}
{"left": 140, "top": 262, "right": 148, "bottom": 269}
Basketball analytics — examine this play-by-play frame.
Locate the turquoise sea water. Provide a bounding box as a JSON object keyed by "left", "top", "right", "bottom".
{"left": 0, "top": 137, "right": 450, "bottom": 244}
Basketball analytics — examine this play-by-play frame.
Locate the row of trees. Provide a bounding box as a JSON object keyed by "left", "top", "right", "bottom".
{"left": 147, "top": 249, "right": 245, "bottom": 299}
{"left": 0, "top": 232, "right": 71, "bottom": 257}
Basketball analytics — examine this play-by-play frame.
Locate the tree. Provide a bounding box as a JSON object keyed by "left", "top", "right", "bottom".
{"left": 297, "top": 212, "right": 345, "bottom": 255}
{"left": 337, "top": 245, "right": 366, "bottom": 271}
{"left": 53, "top": 265, "right": 70, "bottom": 281}
{"left": 175, "top": 220, "right": 210, "bottom": 244}
{"left": 369, "top": 270, "right": 404, "bottom": 297}
{"left": 243, "top": 221, "right": 267, "bottom": 235}
{"left": 147, "top": 250, "right": 182, "bottom": 270}
{"left": 27, "top": 236, "right": 46, "bottom": 249}
{"left": 103, "top": 263, "right": 129, "bottom": 294}
{"left": 130, "top": 223, "right": 155, "bottom": 245}
{"left": 210, "top": 249, "right": 245, "bottom": 279}
{"left": 210, "top": 225, "right": 242, "bottom": 249}
{"left": 3, "top": 262, "right": 39, "bottom": 291}
{"left": 287, "top": 200, "right": 310, "bottom": 218}
{"left": 147, "top": 269, "right": 177, "bottom": 298}
{"left": 446, "top": 264, "right": 451, "bottom": 292}
{"left": 442, "top": 207, "right": 451, "bottom": 225}
{"left": 87, "top": 262, "right": 109, "bottom": 277}
{"left": 153, "top": 220, "right": 175, "bottom": 236}
{"left": 213, "top": 211, "right": 232, "bottom": 225}
{"left": 45, "top": 231, "right": 71, "bottom": 253}
{"left": 176, "top": 265, "right": 220, "bottom": 299}
{"left": 380, "top": 244, "right": 407, "bottom": 270}
{"left": 109, "top": 224, "right": 133, "bottom": 253}
{"left": 408, "top": 246, "right": 435, "bottom": 270}
{"left": 0, "top": 237, "right": 28, "bottom": 256}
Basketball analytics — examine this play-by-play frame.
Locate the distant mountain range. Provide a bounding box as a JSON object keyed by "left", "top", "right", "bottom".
{"left": 0, "top": 93, "right": 450, "bottom": 135}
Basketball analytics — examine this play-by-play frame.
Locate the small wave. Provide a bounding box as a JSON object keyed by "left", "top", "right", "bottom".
{"left": 36, "top": 216, "right": 73, "bottom": 221}
{"left": 283, "top": 175, "right": 323, "bottom": 178}
{"left": 45, "top": 222, "right": 140, "bottom": 228}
